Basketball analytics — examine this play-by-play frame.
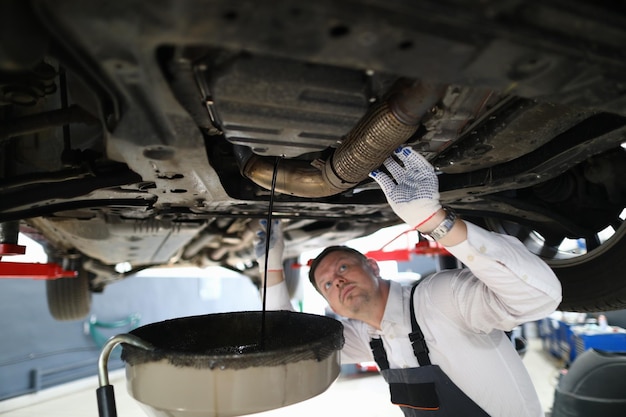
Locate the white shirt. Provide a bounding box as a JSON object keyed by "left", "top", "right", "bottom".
{"left": 266, "top": 222, "right": 562, "bottom": 417}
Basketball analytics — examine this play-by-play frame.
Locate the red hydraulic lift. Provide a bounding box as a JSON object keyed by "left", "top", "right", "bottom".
{"left": 363, "top": 228, "right": 451, "bottom": 262}
{"left": 0, "top": 221, "right": 77, "bottom": 280}
{"left": 296, "top": 227, "right": 452, "bottom": 269}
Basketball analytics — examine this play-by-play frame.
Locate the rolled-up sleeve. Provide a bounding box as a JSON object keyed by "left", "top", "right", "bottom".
{"left": 436, "top": 221, "right": 562, "bottom": 333}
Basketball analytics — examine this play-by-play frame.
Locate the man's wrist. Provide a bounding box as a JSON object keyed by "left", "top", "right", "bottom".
{"left": 417, "top": 207, "right": 468, "bottom": 246}
{"left": 416, "top": 208, "right": 447, "bottom": 234}
{"left": 264, "top": 269, "right": 285, "bottom": 286}
{"left": 426, "top": 207, "right": 457, "bottom": 241}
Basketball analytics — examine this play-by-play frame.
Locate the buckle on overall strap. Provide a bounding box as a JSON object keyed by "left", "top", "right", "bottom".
{"left": 369, "top": 338, "right": 390, "bottom": 370}
{"left": 409, "top": 328, "right": 431, "bottom": 366}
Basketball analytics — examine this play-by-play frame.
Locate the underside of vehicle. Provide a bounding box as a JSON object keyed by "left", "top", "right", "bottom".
{"left": 1, "top": 0, "right": 626, "bottom": 319}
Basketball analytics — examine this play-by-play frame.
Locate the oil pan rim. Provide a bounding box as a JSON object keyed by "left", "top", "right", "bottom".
{"left": 121, "top": 310, "right": 344, "bottom": 370}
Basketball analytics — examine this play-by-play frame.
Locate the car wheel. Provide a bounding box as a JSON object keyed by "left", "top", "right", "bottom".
{"left": 46, "top": 269, "right": 92, "bottom": 321}
{"left": 484, "top": 213, "right": 626, "bottom": 312}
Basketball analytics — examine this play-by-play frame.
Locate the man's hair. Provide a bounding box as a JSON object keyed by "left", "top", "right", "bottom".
{"left": 308, "top": 246, "right": 367, "bottom": 291}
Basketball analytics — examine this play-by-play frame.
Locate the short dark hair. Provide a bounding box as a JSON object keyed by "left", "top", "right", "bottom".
{"left": 308, "top": 246, "right": 366, "bottom": 291}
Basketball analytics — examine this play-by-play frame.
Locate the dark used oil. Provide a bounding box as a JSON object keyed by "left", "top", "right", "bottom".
{"left": 260, "top": 156, "right": 282, "bottom": 352}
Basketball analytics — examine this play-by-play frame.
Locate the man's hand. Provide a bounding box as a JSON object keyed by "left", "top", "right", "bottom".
{"left": 369, "top": 146, "right": 441, "bottom": 228}
{"left": 254, "top": 219, "right": 284, "bottom": 273}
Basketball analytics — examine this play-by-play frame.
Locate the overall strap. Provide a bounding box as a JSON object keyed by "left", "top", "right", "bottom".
{"left": 369, "top": 337, "right": 390, "bottom": 370}
{"left": 370, "top": 280, "right": 432, "bottom": 370}
{"left": 409, "top": 281, "right": 431, "bottom": 366}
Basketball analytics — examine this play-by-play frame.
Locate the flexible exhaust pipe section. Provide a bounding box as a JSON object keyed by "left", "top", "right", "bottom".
{"left": 239, "top": 79, "right": 445, "bottom": 198}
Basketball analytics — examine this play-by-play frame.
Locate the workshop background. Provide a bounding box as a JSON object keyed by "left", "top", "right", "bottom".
{"left": 2, "top": 229, "right": 626, "bottom": 416}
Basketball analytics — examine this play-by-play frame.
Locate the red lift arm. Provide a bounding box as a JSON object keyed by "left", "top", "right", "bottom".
{"left": 298, "top": 228, "right": 452, "bottom": 268}
{"left": 0, "top": 261, "right": 78, "bottom": 280}
{"left": 363, "top": 229, "right": 451, "bottom": 262}
{"left": 0, "top": 241, "right": 77, "bottom": 280}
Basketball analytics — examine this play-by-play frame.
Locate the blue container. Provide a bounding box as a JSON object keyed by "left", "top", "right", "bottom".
{"left": 572, "top": 331, "right": 626, "bottom": 362}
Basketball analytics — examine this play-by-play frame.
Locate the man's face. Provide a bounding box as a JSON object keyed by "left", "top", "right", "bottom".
{"left": 313, "top": 251, "right": 381, "bottom": 318}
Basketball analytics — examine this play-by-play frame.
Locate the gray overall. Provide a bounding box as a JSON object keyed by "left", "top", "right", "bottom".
{"left": 369, "top": 283, "right": 491, "bottom": 416}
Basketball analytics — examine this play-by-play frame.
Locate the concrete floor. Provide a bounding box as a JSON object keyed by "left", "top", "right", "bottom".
{"left": 0, "top": 338, "right": 563, "bottom": 417}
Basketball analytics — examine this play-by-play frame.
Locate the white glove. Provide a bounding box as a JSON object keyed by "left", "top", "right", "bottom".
{"left": 254, "top": 219, "right": 284, "bottom": 272}
{"left": 369, "top": 146, "right": 441, "bottom": 228}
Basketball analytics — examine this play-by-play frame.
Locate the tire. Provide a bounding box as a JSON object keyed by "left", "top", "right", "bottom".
{"left": 483, "top": 216, "right": 626, "bottom": 312}
{"left": 549, "top": 223, "right": 626, "bottom": 312}
{"left": 46, "top": 269, "right": 92, "bottom": 321}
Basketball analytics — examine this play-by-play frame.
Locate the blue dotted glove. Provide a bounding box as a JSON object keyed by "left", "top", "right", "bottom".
{"left": 254, "top": 219, "right": 284, "bottom": 272}
{"left": 369, "top": 146, "right": 441, "bottom": 228}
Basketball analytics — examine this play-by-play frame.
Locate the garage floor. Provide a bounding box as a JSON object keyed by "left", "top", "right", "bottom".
{"left": 0, "top": 338, "right": 562, "bottom": 417}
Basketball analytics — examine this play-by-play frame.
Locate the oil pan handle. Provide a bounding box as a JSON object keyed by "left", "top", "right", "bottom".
{"left": 96, "top": 334, "right": 154, "bottom": 417}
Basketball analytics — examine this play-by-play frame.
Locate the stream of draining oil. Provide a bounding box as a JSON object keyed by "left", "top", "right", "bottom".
{"left": 259, "top": 156, "right": 282, "bottom": 352}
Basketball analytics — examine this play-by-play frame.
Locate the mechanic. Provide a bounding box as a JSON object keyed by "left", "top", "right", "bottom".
{"left": 255, "top": 146, "right": 562, "bottom": 417}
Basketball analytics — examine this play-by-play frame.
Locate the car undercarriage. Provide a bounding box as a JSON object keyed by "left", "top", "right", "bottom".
{"left": 2, "top": 0, "right": 626, "bottom": 319}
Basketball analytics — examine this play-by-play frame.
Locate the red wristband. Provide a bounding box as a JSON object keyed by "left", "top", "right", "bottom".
{"left": 416, "top": 211, "right": 438, "bottom": 228}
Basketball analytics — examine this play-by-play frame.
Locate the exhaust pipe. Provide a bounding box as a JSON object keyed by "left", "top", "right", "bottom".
{"left": 239, "top": 79, "right": 445, "bottom": 198}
